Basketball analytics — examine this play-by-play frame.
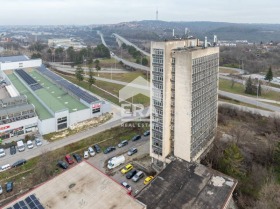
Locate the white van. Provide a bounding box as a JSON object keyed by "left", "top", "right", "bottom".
{"left": 0, "top": 149, "right": 5, "bottom": 157}
{"left": 107, "top": 155, "right": 125, "bottom": 169}
{"left": 17, "top": 140, "right": 25, "bottom": 152}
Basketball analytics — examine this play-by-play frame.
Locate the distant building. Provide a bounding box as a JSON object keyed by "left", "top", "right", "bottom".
{"left": 48, "top": 38, "right": 85, "bottom": 49}
{"left": 137, "top": 159, "right": 237, "bottom": 209}
{"left": 150, "top": 38, "right": 219, "bottom": 163}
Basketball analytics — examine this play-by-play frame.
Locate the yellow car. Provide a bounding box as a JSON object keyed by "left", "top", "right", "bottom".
{"left": 121, "top": 164, "right": 133, "bottom": 174}
{"left": 144, "top": 176, "right": 154, "bottom": 185}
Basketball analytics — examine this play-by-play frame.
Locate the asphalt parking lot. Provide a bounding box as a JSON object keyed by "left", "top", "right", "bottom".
{"left": 85, "top": 136, "right": 151, "bottom": 196}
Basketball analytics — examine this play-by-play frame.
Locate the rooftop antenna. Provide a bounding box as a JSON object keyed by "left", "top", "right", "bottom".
{"left": 156, "top": 9, "right": 158, "bottom": 21}
{"left": 204, "top": 37, "right": 208, "bottom": 48}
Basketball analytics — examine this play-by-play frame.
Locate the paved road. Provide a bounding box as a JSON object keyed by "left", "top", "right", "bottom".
{"left": 97, "top": 31, "right": 150, "bottom": 72}
{"left": 112, "top": 33, "right": 150, "bottom": 57}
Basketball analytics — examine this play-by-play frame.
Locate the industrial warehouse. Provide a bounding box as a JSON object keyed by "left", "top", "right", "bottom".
{"left": 0, "top": 55, "right": 111, "bottom": 139}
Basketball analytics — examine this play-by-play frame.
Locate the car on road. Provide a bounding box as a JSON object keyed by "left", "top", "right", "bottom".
{"left": 132, "top": 135, "right": 141, "bottom": 141}
{"left": 121, "top": 182, "right": 132, "bottom": 191}
{"left": 127, "top": 148, "right": 138, "bottom": 156}
{"left": 121, "top": 164, "right": 133, "bottom": 174}
{"left": 132, "top": 171, "right": 145, "bottom": 182}
{"left": 93, "top": 144, "right": 101, "bottom": 153}
{"left": 10, "top": 146, "right": 16, "bottom": 155}
{"left": 126, "top": 169, "right": 137, "bottom": 179}
{"left": 35, "top": 138, "right": 42, "bottom": 146}
{"left": 88, "top": 147, "right": 96, "bottom": 157}
{"left": 73, "top": 153, "right": 82, "bottom": 163}
{"left": 144, "top": 176, "right": 154, "bottom": 185}
{"left": 6, "top": 181, "right": 13, "bottom": 192}
{"left": 0, "top": 185, "right": 3, "bottom": 194}
{"left": 57, "top": 160, "right": 68, "bottom": 169}
{"left": 118, "top": 140, "right": 128, "bottom": 148}
{"left": 12, "top": 159, "right": 27, "bottom": 168}
{"left": 65, "top": 154, "right": 74, "bottom": 164}
{"left": 103, "top": 146, "right": 116, "bottom": 154}
{"left": 0, "top": 148, "right": 5, "bottom": 157}
{"left": 27, "top": 140, "right": 34, "bottom": 149}
{"left": 84, "top": 151, "right": 89, "bottom": 159}
{"left": 143, "top": 130, "right": 150, "bottom": 136}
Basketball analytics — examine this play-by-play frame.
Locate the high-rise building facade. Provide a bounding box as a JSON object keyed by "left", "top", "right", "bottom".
{"left": 150, "top": 39, "right": 219, "bottom": 163}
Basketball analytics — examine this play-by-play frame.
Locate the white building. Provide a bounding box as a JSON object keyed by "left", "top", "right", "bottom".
{"left": 150, "top": 39, "right": 219, "bottom": 163}
{"left": 0, "top": 55, "right": 42, "bottom": 71}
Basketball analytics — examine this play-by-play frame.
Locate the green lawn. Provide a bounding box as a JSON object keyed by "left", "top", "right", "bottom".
{"left": 219, "top": 78, "right": 280, "bottom": 102}
{"left": 219, "top": 67, "right": 239, "bottom": 74}
{"left": 94, "top": 71, "right": 150, "bottom": 83}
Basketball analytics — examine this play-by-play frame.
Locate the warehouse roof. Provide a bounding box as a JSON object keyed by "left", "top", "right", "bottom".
{"left": 0, "top": 55, "right": 29, "bottom": 63}
{"left": 136, "top": 159, "right": 237, "bottom": 209}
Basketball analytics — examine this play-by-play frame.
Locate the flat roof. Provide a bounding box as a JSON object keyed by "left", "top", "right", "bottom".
{"left": 0, "top": 55, "right": 29, "bottom": 63}
{"left": 29, "top": 71, "right": 87, "bottom": 113}
{"left": 0, "top": 103, "right": 34, "bottom": 117}
{"left": 4, "top": 162, "right": 146, "bottom": 209}
{"left": 136, "top": 160, "right": 237, "bottom": 209}
{"left": 7, "top": 74, "right": 52, "bottom": 120}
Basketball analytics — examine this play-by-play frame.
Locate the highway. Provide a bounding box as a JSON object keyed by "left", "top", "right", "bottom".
{"left": 112, "top": 33, "right": 150, "bottom": 57}
{"left": 97, "top": 31, "right": 150, "bottom": 72}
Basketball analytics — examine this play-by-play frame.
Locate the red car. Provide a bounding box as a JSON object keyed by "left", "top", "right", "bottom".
{"left": 65, "top": 154, "right": 74, "bottom": 164}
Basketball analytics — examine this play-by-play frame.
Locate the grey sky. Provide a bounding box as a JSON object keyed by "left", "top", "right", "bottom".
{"left": 0, "top": 0, "right": 280, "bottom": 25}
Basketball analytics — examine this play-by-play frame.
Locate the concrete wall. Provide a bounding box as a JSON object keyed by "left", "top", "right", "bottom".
{"left": 0, "top": 59, "right": 42, "bottom": 71}
{"left": 38, "top": 118, "right": 56, "bottom": 135}
{"left": 69, "top": 108, "right": 91, "bottom": 125}
{"left": 173, "top": 51, "right": 192, "bottom": 162}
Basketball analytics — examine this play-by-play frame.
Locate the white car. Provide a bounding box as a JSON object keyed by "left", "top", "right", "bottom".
{"left": 84, "top": 150, "right": 89, "bottom": 159}
{"left": 0, "top": 148, "right": 5, "bottom": 157}
{"left": 0, "top": 185, "right": 2, "bottom": 195}
{"left": 88, "top": 147, "right": 95, "bottom": 157}
{"left": 35, "top": 138, "right": 42, "bottom": 146}
{"left": 26, "top": 140, "right": 34, "bottom": 149}
{"left": 121, "top": 182, "right": 132, "bottom": 191}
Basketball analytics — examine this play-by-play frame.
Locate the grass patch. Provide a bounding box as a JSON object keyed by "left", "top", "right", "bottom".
{"left": 219, "top": 78, "right": 280, "bottom": 102}
{"left": 94, "top": 71, "right": 150, "bottom": 83}
{"left": 219, "top": 67, "right": 239, "bottom": 74}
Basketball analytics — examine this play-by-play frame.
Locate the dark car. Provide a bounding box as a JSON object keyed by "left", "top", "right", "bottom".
{"left": 118, "top": 140, "right": 128, "bottom": 148}
{"left": 10, "top": 146, "right": 16, "bottom": 155}
{"left": 132, "top": 135, "right": 141, "bottom": 141}
{"left": 65, "top": 154, "right": 74, "bottom": 164}
{"left": 57, "top": 160, "right": 68, "bottom": 169}
{"left": 103, "top": 146, "right": 116, "bottom": 154}
{"left": 126, "top": 169, "right": 137, "bottom": 179}
{"left": 143, "top": 130, "right": 150, "bottom": 137}
{"left": 12, "top": 159, "right": 27, "bottom": 168}
{"left": 93, "top": 144, "right": 101, "bottom": 153}
{"left": 6, "top": 181, "right": 13, "bottom": 192}
{"left": 72, "top": 153, "right": 82, "bottom": 163}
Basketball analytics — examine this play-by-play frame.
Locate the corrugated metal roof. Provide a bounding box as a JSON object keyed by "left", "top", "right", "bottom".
{"left": 0, "top": 55, "right": 29, "bottom": 63}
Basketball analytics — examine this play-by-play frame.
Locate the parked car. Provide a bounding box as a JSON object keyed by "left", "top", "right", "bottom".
{"left": 26, "top": 140, "right": 34, "bottom": 149}
{"left": 121, "top": 182, "right": 132, "bottom": 191}
{"left": 57, "top": 160, "right": 68, "bottom": 169}
{"left": 6, "top": 182, "right": 13, "bottom": 192}
{"left": 121, "top": 164, "right": 133, "bottom": 174}
{"left": 0, "top": 148, "right": 5, "bottom": 157}
{"left": 144, "top": 176, "right": 154, "bottom": 185}
{"left": 17, "top": 140, "right": 25, "bottom": 152}
{"left": 127, "top": 148, "right": 138, "bottom": 156}
{"left": 0, "top": 164, "right": 11, "bottom": 172}
{"left": 88, "top": 147, "right": 96, "bottom": 157}
{"left": 0, "top": 185, "right": 3, "bottom": 194}
{"left": 84, "top": 150, "right": 89, "bottom": 159}
{"left": 65, "top": 154, "right": 74, "bottom": 164}
{"left": 93, "top": 144, "right": 101, "bottom": 153}
{"left": 132, "top": 135, "right": 141, "bottom": 141}
{"left": 107, "top": 155, "right": 125, "bottom": 169}
{"left": 12, "top": 159, "right": 27, "bottom": 168}
{"left": 35, "top": 138, "right": 42, "bottom": 146}
{"left": 103, "top": 146, "right": 116, "bottom": 154}
{"left": 10, "top": 146, "right": 16, "bottom": 155}
{"left": 118, "top": 140, "right": 128, "bottom": 148}
{"left": 73, "top": 153, "right": 82, "bottom": 163}
{"left": 143, "top": 130, "right": 150, "bottom": 136}
{"left": 126, "top": 169, "right": 137, "bottom": 179}
{"left": 132, "top": 171, "right": 145, "bottom": 182}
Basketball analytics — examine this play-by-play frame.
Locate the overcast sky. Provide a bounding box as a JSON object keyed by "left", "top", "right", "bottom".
{"left": 0, "top": 0, "right": 280, "bottom": 25}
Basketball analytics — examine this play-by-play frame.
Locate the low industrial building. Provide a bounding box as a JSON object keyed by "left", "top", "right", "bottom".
{"left": 0, "top": 55, "right": 111, "bottom": 139}
{"left": 3, "top": 162, "right": 146, "bottom": 209}
{"left": 137, "top": 159, "right": 237, "bottom": 209}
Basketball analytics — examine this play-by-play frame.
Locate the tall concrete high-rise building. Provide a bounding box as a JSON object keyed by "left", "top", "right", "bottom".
{"left": 150, "top": 38, "right": 219, "bottom": 163}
